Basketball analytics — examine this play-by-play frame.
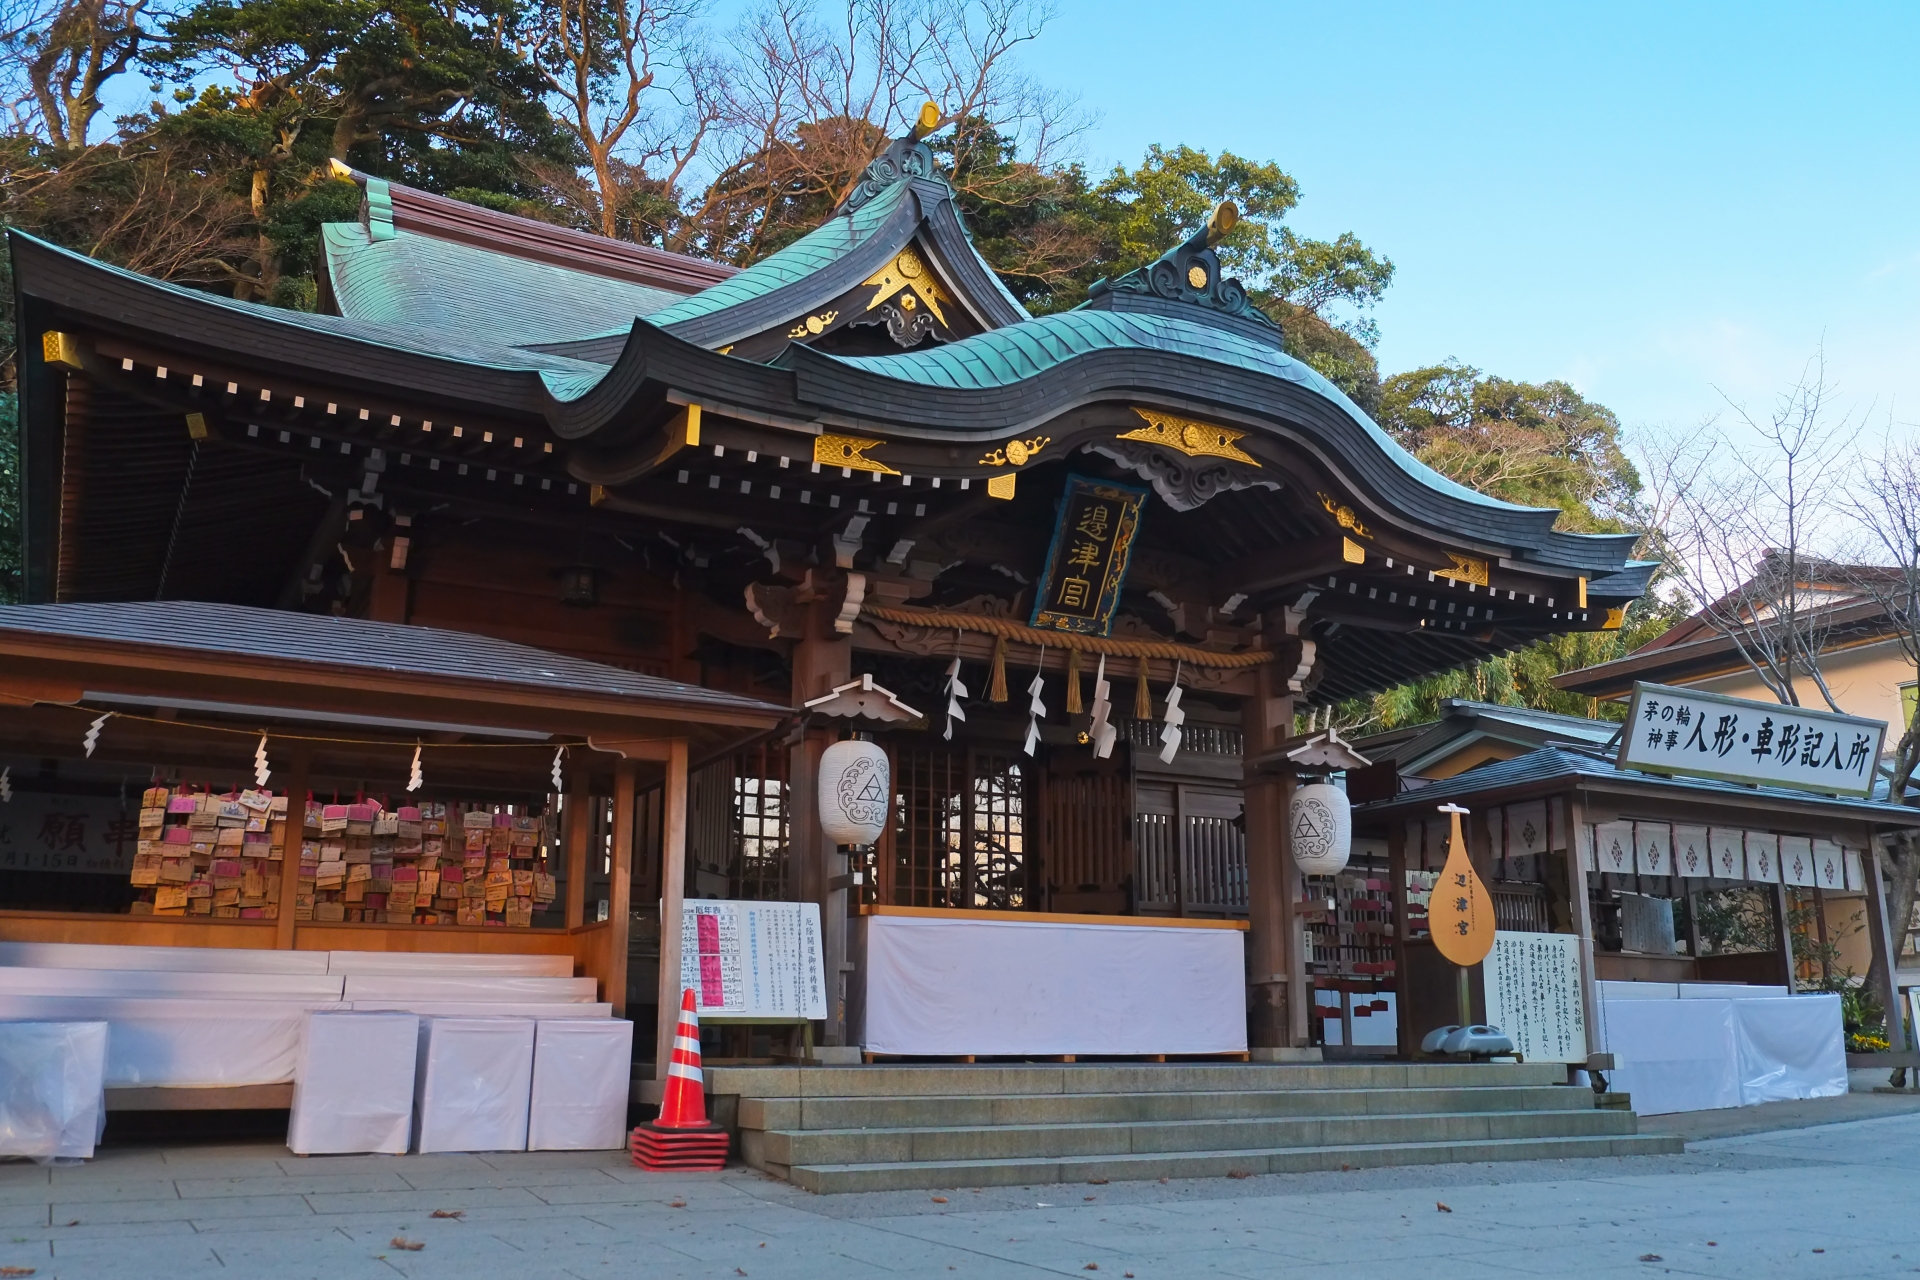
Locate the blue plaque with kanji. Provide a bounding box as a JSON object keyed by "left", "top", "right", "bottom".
{"left": 1029, "top": 474, "right": 1147, "bottom": 637}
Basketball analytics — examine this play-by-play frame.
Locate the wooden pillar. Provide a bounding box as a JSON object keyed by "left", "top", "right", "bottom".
{"left": 654, "top": 741, "right": 689, "bottom": 1077}
{"left": 607, "top": 760, "right": 637, "bottom": 1018}
{"left": 1773, "top": 882, "right": 1798, "bottom": 989}
{"left": 1863, "top": 829, "right": 1906, "bottom": 1050}
{"left": 274, "top": 743, "right": 310, "bottom": 950}
{"left": 1565, "top": 792, "right": 1601, "bottom": 1057}
{"left": 791, "top": 597, "right": 852, "bottom": 1044}
{"left": 1810, "top": 882, "right": 1833, "bottom": 986}
{"left": 563, "top": 770, "right": 589, "bottom": 931}
{"left": 1239, "top": 659, "right": 1297, "bottom": 1048}
{"left": 1388, "top": 817, "right": 1410, "bottom": 1057}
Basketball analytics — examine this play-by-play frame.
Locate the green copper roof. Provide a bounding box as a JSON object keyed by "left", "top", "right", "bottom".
{"left": 323, "top": 223, "right": 684, "bottom": 347}
{"left": 819, "top": 308, "right": 1533, "bottom": 512}
{"left": 630, "top": 179, "right": 916, "bottom": 334}
{"left": 28, "top": 234, "right": 613, "bottom": 397}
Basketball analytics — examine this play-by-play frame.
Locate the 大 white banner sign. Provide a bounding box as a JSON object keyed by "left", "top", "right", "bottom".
{"left": 1618, "top": 683, "right": 1886, "bottom": 798}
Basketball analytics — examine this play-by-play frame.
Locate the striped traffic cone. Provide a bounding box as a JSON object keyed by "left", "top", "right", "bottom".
{"left": 630, "top": 988, "right": 730, "bottom": 1171}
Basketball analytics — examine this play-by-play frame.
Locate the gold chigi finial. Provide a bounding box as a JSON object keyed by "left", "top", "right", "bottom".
{"left": 909, "top": 101, "right": 942, "bottom": 141}
{"left": 1203, "top": 201, "right": 1239, "bottom": 248}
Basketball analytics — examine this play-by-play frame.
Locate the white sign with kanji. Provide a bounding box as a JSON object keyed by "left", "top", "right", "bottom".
{"left": 678, "top": 899, "right": 827, "bottom": 1021}
{"left": 1619, "top": 683, "right": 1886, "bottom": 798}
{"left": 1484, "top": 930, "right": 1588, "bottom": 1065}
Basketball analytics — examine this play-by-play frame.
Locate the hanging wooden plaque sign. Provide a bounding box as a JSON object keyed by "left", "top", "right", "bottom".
{"left": 1029, "top": 474, "right": 1147, "bottom": 637}
{"left": 1430, "top": 805, "right": 1495, "bottom": 968}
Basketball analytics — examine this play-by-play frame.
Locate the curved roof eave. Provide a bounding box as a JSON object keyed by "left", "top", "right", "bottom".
{"left": 13, "top": 231, "right": 1636, "bottom": 576}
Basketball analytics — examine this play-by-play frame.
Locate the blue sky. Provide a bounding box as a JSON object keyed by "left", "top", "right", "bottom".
{"left": 1030, "top": 1, "right": 1920, "bottom": 447}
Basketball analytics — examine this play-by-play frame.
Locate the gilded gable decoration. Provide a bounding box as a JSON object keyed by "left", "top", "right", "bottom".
{"left": 1316, "top": 492, "right": 1371, "bottom": 539}
{"left": 814, "top": 433, "right": 899, "bottom": 476}
{"left": 1120, "top": 408, "right": 1257, "bottom": 465}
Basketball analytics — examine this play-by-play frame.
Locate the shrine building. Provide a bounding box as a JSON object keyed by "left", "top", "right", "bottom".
{"left": 4, "top": 117, "right": 1656, "bottom": 1071}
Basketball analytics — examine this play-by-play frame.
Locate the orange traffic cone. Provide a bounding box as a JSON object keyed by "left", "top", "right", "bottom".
{"left": 630, "top": 988, "right": 730, "bottom": 1171}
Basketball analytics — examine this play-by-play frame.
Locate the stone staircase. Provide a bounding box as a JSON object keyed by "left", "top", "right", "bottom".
{"left": 704, "top": 1062, "right": 1680, "bottom": 1194}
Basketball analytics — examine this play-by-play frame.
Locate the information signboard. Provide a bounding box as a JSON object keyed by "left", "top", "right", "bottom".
{"left": 0, "top": 793, "right": 139, "bottom": 876}
{"left": 677, "top": 899, "right": 827, "bottom": 1021}
{"left": 1484, "top": 930, "right": 1588, "bottom": 1065}
{"left": 1617, "top": 682, "right": 1886, "bottom": 798}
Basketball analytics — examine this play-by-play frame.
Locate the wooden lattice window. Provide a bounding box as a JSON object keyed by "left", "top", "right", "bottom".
{"left": 1134, "top": 783, "right": 1247, "bottom": 916}
{"left": 883, "top": 746, "right": 1029, "bottom": 910}
{"left": 730, "top": 742, "right": 789, "bottom": 901}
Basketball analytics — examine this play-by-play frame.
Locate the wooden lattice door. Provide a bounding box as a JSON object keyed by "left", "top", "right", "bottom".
{"left": 1039, "top": 749, "right": 1132, "bottom": 914}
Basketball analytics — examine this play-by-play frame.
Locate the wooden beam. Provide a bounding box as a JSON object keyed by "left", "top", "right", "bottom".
{"left": 608, "top": 759, "right": 637, "bottom": 1018}
{"left": 654, "top": 738, "right": 689, "bottom": 1077}
{"left": 563, "top": 768, "right": 589, "bottom": 931}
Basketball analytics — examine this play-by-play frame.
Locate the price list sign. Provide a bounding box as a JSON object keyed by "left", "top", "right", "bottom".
{"left": 679, "top": 899, "right": 827, "bottom": 1020}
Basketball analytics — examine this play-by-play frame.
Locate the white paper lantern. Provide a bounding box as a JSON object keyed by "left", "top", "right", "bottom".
{"left": 1289, "top": 782, "right": 1351, "bottom": 876}
{"left": 818, "top": 739, "right": 889, "bottom": 846}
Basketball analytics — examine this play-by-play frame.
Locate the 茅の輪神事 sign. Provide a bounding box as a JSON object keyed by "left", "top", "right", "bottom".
{"left": 1029, "top": 474, "right": 1147, "bottom": 637}
{"left": 1617, "top": 682, "right": 1887, "bottom": 798}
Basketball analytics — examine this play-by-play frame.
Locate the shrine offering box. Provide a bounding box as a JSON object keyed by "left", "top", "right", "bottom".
{"left": 527, "top": 1018, "right": 635, "bottom": 1151}
{"left": 287, "top": 1012, "right": 420, "bottom": 1155}
{"left": 412, "top": 1017, "right": 535, "bottom": 1153}
{"left": 0, "top": 1021, "right": 108, "bottom": 1159}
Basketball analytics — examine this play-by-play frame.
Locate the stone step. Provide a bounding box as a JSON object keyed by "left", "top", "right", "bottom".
{"left": 750, "top": 1107, "right": 1639, "bottom": 1168}
{"left": 783, "top": 1132, "right": 1686, "bottom": 1194}
{"left": 741, "top": 1084, "right": 1596, "bottom": 1132}
{"left": 706, "top": 1061, "right": 1566, "bottom": 1099}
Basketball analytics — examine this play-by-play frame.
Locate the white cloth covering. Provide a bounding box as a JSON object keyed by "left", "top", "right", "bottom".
{"left": 412, "top": 1018, "right": 535, "bottom": 1153}
{"left": 1600, "top": 997, "right": 1742, "bottom": 1115}
{"left": 325, "top": 952, "right": 571, "bottom": 977}
{"left": 0, "top": 968, "right": 343, "bottom": 999}
{"left": 0, "top": 942, "right": 328, "bottom": 974}
{"left": 1732, "top": 995, "right": 1847, "bottom": 1104}
{"left": 287, "top": 1012, "right": 420, "bottom": 1155}
{"left": 343, "top": 975, "right": 595, "bottom": 1004}
{"left": 1597, "top": 984, "right": 1846, "bottom": 1114}
{"left": 528, "top": 1019, "right": 634, "bottom": 1150}
{"left": 0, "top": 996, "right": 347, "bottom": 1087}
{"left": 859, "top": 914, "right": 1246, "bottom": 1056}
{"left": 0, "top": 1021, "right": 108, "bottom": 1159}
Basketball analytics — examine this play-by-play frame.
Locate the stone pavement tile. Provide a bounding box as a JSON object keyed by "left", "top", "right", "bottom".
{"left": 0, "top": 1165, "right": 51, "bottom": 1189}
{"left": 50, "top": 1192, "right": 311, "bottom": 1225}
{"left": 277, "top": 1152, "right": 455, "bottom": 1175}
{"left": 0, "top": 1203, "right": 50, "bottom": 1229}
{"left": 175, "top": 1170, "right": 414, "bottom": 1198}
{"left": 474, "top": 1151, "right": 627, "bottom": 1172}
{"left": 524, "top": 1179, "right": 711, "bottom": 1207}
{"left": 4, "top": 1217, "right": 198, "bottom": 1244}
{"left": 306, "top": 1185, "right": 551, "bottom": 1215}
{"left": 396, "top": 1164, "right": 621, "bottom": 1192}
{"left": 0, "top": 1176, "right": 180, "bottom": 1208}
{"left": 186, "top": 1212, "right": 388, "bottom": 1235}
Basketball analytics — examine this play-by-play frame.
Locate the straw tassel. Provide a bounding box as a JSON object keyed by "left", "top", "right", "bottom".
{"left": 1134, "top": 658, "right": 1152, "bottom": 720}
{"left": 988, "top": 634, "right": 1009, "bottom": 702}
{"left": 1064, "top": 648, "right": 1083, "bottom": 715}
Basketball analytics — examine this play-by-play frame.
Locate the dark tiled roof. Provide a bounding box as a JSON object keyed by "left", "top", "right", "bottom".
{"left": 0, "top": 601, "right": 786, "bottom": 720}
{"left": 1354, "top": 744, "right": 1920, "bottom": 824}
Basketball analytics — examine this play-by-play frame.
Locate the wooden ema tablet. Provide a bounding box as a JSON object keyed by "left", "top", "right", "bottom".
{"left": 1429, "top": 805, "right": 1495, "bottom": 968}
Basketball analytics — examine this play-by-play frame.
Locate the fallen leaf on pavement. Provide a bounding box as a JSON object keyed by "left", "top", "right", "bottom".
{"left": 430, "top": 1210, "right": 464, "bottom": 1220}
{"left": 391, "top": 1238, "right": 425, "bottom": 1252}
{"left": 669, "top": 1200, "right": 687, "bottom": 1208}
{"left": 1, "top": 1267, "right": 37, "bottom": 1277}
{"left": 1639, "top": 1255, "right": 1662, "bottom": 1263}
{"left": 1088, "top": 1179, "right": 1109, "bottom": 1185}
{"left": 1083, "top": 1265, "right": 1099, "bottom": 1272}
{"left": 931, "top": 1196, "right": 948, "bottom": 1204}
{"left": 1084, "top": 1196, "right": 1097, "bottom": 1201}
{"left": 736, "top": 1270, "right": 747, "bottom": 1276}
{"left": 1436, "top": 1203, "right": 1452, "bottom": 1213}
{"left": 1226, "top": 1171, "right": 1251, "bottom": 1180}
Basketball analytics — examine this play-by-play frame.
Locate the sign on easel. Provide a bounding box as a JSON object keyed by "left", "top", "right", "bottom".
{"left": 678, "top": 900, "right": 828, "bottom": 1020}
{"left": 1484, "top": 931, "right": 1587, "bottom": 1064}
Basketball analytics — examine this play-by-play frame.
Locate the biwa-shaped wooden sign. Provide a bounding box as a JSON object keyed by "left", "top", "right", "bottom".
{"left": 1430, "top": 804, "right": 1495, "bottom": 967}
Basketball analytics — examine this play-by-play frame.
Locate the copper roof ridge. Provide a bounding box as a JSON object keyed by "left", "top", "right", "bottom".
{"left": 369, "top": 176, "right": 737, "bottom": 296}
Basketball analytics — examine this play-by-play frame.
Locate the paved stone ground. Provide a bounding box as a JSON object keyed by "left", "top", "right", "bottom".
{"left": 5, "top": 1095, "right": 1920, "bottom": 1279}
